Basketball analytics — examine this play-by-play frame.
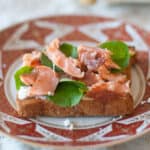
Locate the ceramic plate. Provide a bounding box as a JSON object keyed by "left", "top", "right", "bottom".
{"left": 0, "top": 15, "right": 150, "bottom": 149}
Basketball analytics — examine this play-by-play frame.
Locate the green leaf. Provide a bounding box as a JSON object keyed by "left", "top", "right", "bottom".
{"left": 48, "top": 79, "right": 87, "bottom": 107}
{"left": 14, "top": 66, "right": 33, "bottom": 90}
{"left": 99, "top": 41, "right": 130, "bottom": 69}
{"left": 60, "top": 78, "right": 88, "bottom": 92}
{"left": 60, "top": 43, "right": 78, "bottom": 58}
{"left": 40, "top": 53, "right": 63, "bottom": 72}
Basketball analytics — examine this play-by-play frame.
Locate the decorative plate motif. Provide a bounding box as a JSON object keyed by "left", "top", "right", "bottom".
{"left": 0, "top": 15, "right": 150, "bottom": 148}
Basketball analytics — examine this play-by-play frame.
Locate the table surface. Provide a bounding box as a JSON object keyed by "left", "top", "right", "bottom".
{"left": 0, "top": 0, "right": 150, "bottom": 149}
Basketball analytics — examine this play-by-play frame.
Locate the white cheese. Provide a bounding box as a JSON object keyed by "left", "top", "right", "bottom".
{"left": 18, "top": 86, "right": 30, "bottom": 100}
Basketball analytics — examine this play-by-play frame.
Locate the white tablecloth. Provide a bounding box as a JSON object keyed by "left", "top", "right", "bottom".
{"left": 0, "top": 0, "right": 150, "bottom": 149}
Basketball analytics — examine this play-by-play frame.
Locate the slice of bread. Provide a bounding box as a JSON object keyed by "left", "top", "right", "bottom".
{"left": 16, "top": 93, "right": 133, "bottom": 117}
{"left": 16, "top": 65, "right": 134, "bottom": 117}
{"left": 16, "top": 46, "right": 136, "bottom": 118}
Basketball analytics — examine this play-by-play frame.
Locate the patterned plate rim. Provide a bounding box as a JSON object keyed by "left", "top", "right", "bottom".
{"left": 0, "top": 15, "right": 150, "bottom": 148}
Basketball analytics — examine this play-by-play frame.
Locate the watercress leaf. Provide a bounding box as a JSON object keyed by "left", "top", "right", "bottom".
{"left": 14, "top": 66, "right": 33, "bottom": 90}
{"left": 99, "top": 41, "right": 130, "bottom": 69}
{"left": 60, "top": 78, "right": 88, "bottom": 92}
{"left": 40, "top": 53, "right": 63, "bottom": 72}
{"left": 60, "top": 43, "right": 78, "bottom": 58}
{"left": 48, "top": 80, "right": 87, "bottom": 107}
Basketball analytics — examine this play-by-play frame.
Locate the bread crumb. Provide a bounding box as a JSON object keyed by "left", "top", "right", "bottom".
{"left": 64, "top": 119, "right": 71, "bottom": 127}
{"left": 147, "top": 98, "right": 150, "bottom": 103}
{"left": 64, "top": 119, "right": 74, "bottom": 130}
{"left": 69, "top": 123, "right": 74, "bottom": 130}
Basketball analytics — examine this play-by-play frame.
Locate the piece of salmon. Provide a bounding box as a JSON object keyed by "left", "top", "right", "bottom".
{"left": 78, "top": 45, "right": 125, "bottom": 82}
{"left": 30, "top": 65, "right": 59, "bottom": 96}
{"left": 78, "top": 45, "right": 105, "bottom": 72}
{"left": 20, "top": 72, "right": 37, "bottom": 86}
{"left": 78, "top": 45, "right": 120, "bottom": 72}
{"left": 20, "top": 65, "right": 59, "bottom": 96}
{"left": 46, "top": 39, "right": 84, "bottom": 78}
{"left": 87, "top": 80, "right": 130, "bottom": 100}
{"left": 23, "top": 51, "right": 41, "bottom": 67}
{"left": 98, "top": 65, "right": 127, "bottom": 83}
{"left": 80, "top": 71, "right": 101, "bottom": 86}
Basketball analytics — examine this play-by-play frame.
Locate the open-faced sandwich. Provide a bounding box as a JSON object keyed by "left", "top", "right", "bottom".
{"left": 14, "top": 39, "right": 136, "bottom": 117}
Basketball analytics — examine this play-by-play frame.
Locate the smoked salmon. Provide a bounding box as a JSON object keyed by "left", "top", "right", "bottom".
{"left": 87, "top": 80, "right": 130, "bottom": 100}
{"left": 20, "top": 72, "right": 37, "bottom": 86}
{"left": 98, "top": 65, "right": 127, "bottom": 82}
{"left": 78, "top": 45, "right": 119, "bottom": 72}
{"left": 21, "top": 65, "right": 59, "bottom": 97}
{"left": 46, "top": 39, "right": 84, "bottom": 78}
{"left": 78, "top": 45, "right": 125, "bottom": 84}
{"left": 78, "top": 45, "right": 105, "bottom": 72}
{"left": 80, "top": 71, "right": 101, "bottom": 86}
{"left": 23, "top": 51, "right": 41, "bottom": 67}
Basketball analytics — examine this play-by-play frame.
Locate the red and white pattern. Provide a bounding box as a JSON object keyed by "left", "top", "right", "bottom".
{"left": 0, "top": 16, "right": 150, "bottom": 148}
{"left": 35, "top": 124, "right": 71, "bottom": 141}
{"left": 3, "top": 19, "right": 150, "bottom": 51}
{"left": 78, "top": 125, "right": 129, "bottom": 141}
{"left": 3, "top": 24, "right": 41, "bottom": 50}
{"left": 0, "top": 112, "right": 31, "bottom": 133}
{"left": 34, "top": 21, "right": 74, "bottom": 44}
{"left": 79, "top": 21, "right": 123, "bottom": 42}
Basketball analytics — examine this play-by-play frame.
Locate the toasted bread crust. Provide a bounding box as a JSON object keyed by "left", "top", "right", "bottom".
{"left": 16, "top": 92, "right": 133, "bottom": 117}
